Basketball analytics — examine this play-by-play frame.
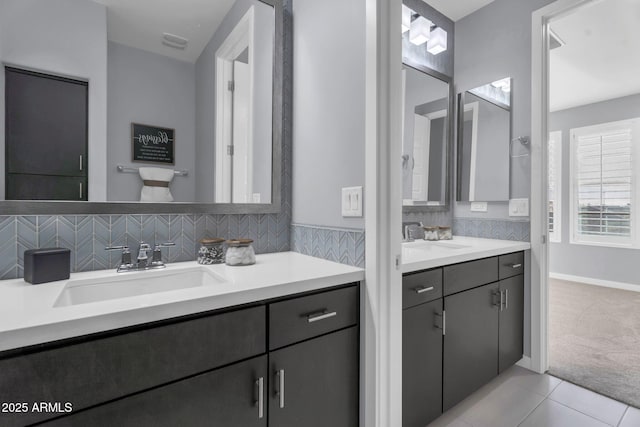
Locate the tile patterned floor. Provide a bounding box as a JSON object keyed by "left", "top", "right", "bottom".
{"left": 427, "top": 365, "right": 640, "bottom": 427}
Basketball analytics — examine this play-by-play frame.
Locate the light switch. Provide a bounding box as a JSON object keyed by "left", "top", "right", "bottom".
{"left": 509, "top": 198, "right": 529, "bottom": 217}
{"left": 470, "top": 202, "right": 488, "bottom": 212}
{"left": 342, "top": 186, "right": 363, "bottom": 217}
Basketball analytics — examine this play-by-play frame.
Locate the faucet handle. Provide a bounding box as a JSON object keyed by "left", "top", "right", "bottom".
{"left": 105, "top": 245, "right": 132, "bottom": 268}
{"left": 152, "top": 242, "right": 175, "bottom": 264}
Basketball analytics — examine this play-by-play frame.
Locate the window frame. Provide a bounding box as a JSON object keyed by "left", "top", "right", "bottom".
{"left": 569, "top": 119, "right": 639, "bottom": 248}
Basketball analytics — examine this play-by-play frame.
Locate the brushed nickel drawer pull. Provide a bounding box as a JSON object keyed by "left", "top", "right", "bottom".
{"left": 255, "top": 377, "right": 264, "bottom": 419}
{"left": 511, "top": 263, "right": 522, "bottom": 269}
{"left": 307, "top": 311, "right": 337, "bottom": 323}
{"left": 415, "top": 286, "right": 435, "bottom": 294}
{"left": 276, "top": 369, "right": 285, "bottom": 408}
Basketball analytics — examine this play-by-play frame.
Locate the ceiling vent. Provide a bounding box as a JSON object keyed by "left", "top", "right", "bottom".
{"left": 549, "top": 29, "right": 565, "bottom": 50}
{"left": 162, "top": 33, "right": 188, "bottom": 50}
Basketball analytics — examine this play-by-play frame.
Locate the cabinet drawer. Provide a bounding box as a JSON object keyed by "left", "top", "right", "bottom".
{"left": 0, "top": 306, "right": 266, "bottom": 427}
{"left": 443, "top": 257, "right": 498, "bottom": 295}
{"left": 499, "top": 252, "right": 524, "bottom": 279}
{"left": 269, "top": 285, "right": 358, "bottom": 350}
{"left": 403, "top": 268, "right": 443, "bottom": 308}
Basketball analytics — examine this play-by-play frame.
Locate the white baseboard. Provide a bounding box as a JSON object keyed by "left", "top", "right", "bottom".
{"left": 549, "top": 272, "right": 640, "bottom": 293}
{"left": 516, "top": 356, "right": 532, "bottom": 370}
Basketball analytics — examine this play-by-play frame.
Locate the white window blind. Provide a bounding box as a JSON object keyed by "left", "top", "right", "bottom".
{"left": 548, "top": 131, "right": 562, "bottom": 242}
{"left": 572, "top": 125, "right": 633, "bottom": 245}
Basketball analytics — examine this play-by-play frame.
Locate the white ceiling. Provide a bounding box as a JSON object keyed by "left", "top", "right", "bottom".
{"left": 425, "top": 0, "right": 496, "bottom": 21}
{"left": 94, "top": 0, "right": 236, "bottom": 63}
{"left": 549, "top": 0, "right": 640, "bottom": 112}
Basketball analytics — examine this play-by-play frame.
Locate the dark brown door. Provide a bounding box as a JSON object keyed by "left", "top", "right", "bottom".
{"left": 443, "top": 283, "right": 500, "bottom": 410}
{"left": 499, "top": 275, "right": 524, "bottom": 372}
{"left": 41, "top": 356, "right": 268, "bottom": 427}
{"left": 268, "top": 326, "right": 359, "bottom": 427}
{"left": 5, "top": 67, "right": 88, "bottom": 200}
{"left": 403, "top": 298, "right": 443, "bottom": 427}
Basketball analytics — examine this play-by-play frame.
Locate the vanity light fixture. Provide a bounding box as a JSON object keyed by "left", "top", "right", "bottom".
{"left": 402, "top": 5, "right": 413, "bottom": 33}
{"left": 427, "top": 26, "right": 447, "bottom": 55}
{"left": 409, "top": 15, "right": 432, "bottom": 45}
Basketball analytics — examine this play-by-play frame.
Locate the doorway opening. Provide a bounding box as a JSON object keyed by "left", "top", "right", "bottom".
{"left": 537, "top": 0, "right": 640, "bottom": 407}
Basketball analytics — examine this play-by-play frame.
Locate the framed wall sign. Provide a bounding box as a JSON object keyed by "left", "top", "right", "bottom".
{"left": 131, "top": 123, "right": 175, "bottom": 165}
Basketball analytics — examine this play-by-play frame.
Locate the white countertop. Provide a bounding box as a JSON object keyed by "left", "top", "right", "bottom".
{"left": 0, "top": 252, "right": 364, "bottom": 353}
{"left": 402, "top": 236, "right": 531, "bottom": 273}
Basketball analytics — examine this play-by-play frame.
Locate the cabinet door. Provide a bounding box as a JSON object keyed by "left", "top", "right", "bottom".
{"left": 443, "top": 283, "right": 499, "bottom": 411}
{"left": 403, "top": 299, "right": 443, "bottom": 427}
{"left": 42, "top": 355, "right": 268, "bottom": 427}
{"left": 5, "top": 68, "right": 88, "bottom": 177}
{"left": 269, "top": 326, "right": 359, "bottom": 427}
{"left": 499, "top": 275, "right": 524, "bottom": 373}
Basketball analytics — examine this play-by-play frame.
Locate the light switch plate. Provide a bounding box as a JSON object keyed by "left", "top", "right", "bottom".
{"left": 342, "top": 186, "right": 363, "bottom": 217}
{"left": 470, "top": 202, "right": 488, "bottom": 212}
{"left": 509, "top": 198, "right": 529, "bottom": 217}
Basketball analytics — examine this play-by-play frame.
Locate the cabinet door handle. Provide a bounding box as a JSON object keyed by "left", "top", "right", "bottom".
{"left": 415, "top": 286, "right": 435, "bottom": 294}
{"left": 276, "top": 369, "right": 285, "bottom": 408}
{"left": 255, "top": 377, "right": 264, "bottom": 419}
{"left": 307, "top": 311, "right": 337, "bottom": 323}
{"left": 511, "top": 263, "right": 522, "bottom": 269}
{"left": 499, "top": 290, "right": 504, "bottom": 312}
{"left": 79, "top": 182, "right": 83, "bottom": 200}
{"left": 79, "top": 155, "right": 83, "bottom": 171}
{"left": 434, "top": 311, "right": 446, "bottom": 335}
{"left": 505, "top": 289, "right": 509, "bottom": 311}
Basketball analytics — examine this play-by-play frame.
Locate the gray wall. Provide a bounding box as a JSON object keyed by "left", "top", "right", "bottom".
{"left": 195, "top": 0, "right": 274, "bottom": 203}
{"left": 549, "top": 93, "right": 640, "bottom": 286}
{"left": 291, "top": 0, "right": 365, "bottom": 229}
{"left": 107, "top": 42, "right": 196, "bottom": 202}
{"left": 454, "top": 0, "right": 555, "bottom": 218}
{"left": 0, "top": 0, "right": 108, "bottom": 201}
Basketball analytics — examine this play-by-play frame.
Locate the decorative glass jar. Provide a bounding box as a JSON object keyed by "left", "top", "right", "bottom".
{"left": 438, "top": 226, "right": 452, "bottom": 240}
{"left": 423, "top": 226, "right": 439, "bottom": 241}
{"left": 197, "top": 238, "right": 225, "bottom": 264}
{"left": 225, "top": 239, "right": 256, "bottom": 266}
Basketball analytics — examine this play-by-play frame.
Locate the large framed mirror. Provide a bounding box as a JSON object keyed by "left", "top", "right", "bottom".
{"left": 456, "top": 78, "right": 512, "bottom": 202}
{"left": 402, "top": 64, "right": 453, "bottom": 211}
{"left": 0, "top": 0, "right": 286, "bottom": 215}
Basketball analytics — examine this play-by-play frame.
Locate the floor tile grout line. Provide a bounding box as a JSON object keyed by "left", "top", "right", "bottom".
{"left": 547, "top": 381, "right": 629, "bottom": 424}
{"left": 616, "top": 406, "right": 630, "bottom": 427}
{"left": 551, "top": 398, "right": 620, "bottom": 426}
{"left": 515, "top": 392, "right": 552, "bottom": 427}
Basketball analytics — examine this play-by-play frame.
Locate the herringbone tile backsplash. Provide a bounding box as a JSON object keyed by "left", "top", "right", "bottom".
{"left": 290, "top": 224, "right": 365, "bottom": 268}
{"left": 0, "top": 214, "right": 290, "bottom": 280}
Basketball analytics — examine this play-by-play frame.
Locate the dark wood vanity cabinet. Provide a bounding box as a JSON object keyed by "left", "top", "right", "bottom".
{"left": 0, "top": 284, "right": 359, "bottom": 427}
{"left": 403, "top": 252, "right": 525, "bottom": 424}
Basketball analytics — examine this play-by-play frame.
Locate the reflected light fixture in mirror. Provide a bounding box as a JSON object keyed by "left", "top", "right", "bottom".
{"left": 410, "top": 16, "right": 432, "bottom": 45}
{"left": 402, "top": 5, "right": 413, "bottom": 33}
{"left": 406, "top": 12, "right": 448, "bottom": 55}
{"left": 427, "top": 27, "right": 447, "bottom": 55}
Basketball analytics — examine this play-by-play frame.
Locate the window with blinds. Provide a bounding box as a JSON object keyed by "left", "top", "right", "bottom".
{"left": 548, "top": 131, "right": 562, "bottom": 242}
{"left": 571, "top": 120, "right": 634, "bottom": 246}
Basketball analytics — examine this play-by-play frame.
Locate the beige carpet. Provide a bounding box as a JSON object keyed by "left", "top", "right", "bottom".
{"left": 549, "top": 278, "right": 640, "bottom": 408}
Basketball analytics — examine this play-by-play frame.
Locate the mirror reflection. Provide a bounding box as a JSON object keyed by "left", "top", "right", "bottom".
{"left": 402, "top": 65, "right": 450, "bottom": 207}
{"left": 457, "top": 78, "right": 511, "bottom": 202}
{"left": 0, "top": 0, "right": 275, "bottom": 204}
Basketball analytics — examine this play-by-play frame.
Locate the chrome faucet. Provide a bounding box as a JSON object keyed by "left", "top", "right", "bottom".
{"left": 106, "top": 241, "right": 175, "bottom": 273}
{"left": 136, "top": 242, "right": 152, "bottom": 268}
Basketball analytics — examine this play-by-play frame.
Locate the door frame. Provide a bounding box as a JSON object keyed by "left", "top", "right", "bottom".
{"left": 214, "top": 6, "right": 255, "bottom": 203}
{"left": 530, "top": 0, "right": 597, "bottom": 374}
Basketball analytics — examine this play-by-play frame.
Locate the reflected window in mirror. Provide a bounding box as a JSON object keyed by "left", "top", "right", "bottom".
{"left": 457, "top": 78, "right": 512, "bottom": 202}
{"left": 402, "top": 65, "right": 450, "bottom": 208}
{"left": 0, "top": 0, "right": 279, "bottom": 207}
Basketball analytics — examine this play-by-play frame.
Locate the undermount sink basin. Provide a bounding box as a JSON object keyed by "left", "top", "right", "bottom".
{"left": 54, "top": 267, "right": 227, "bottom": 307}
